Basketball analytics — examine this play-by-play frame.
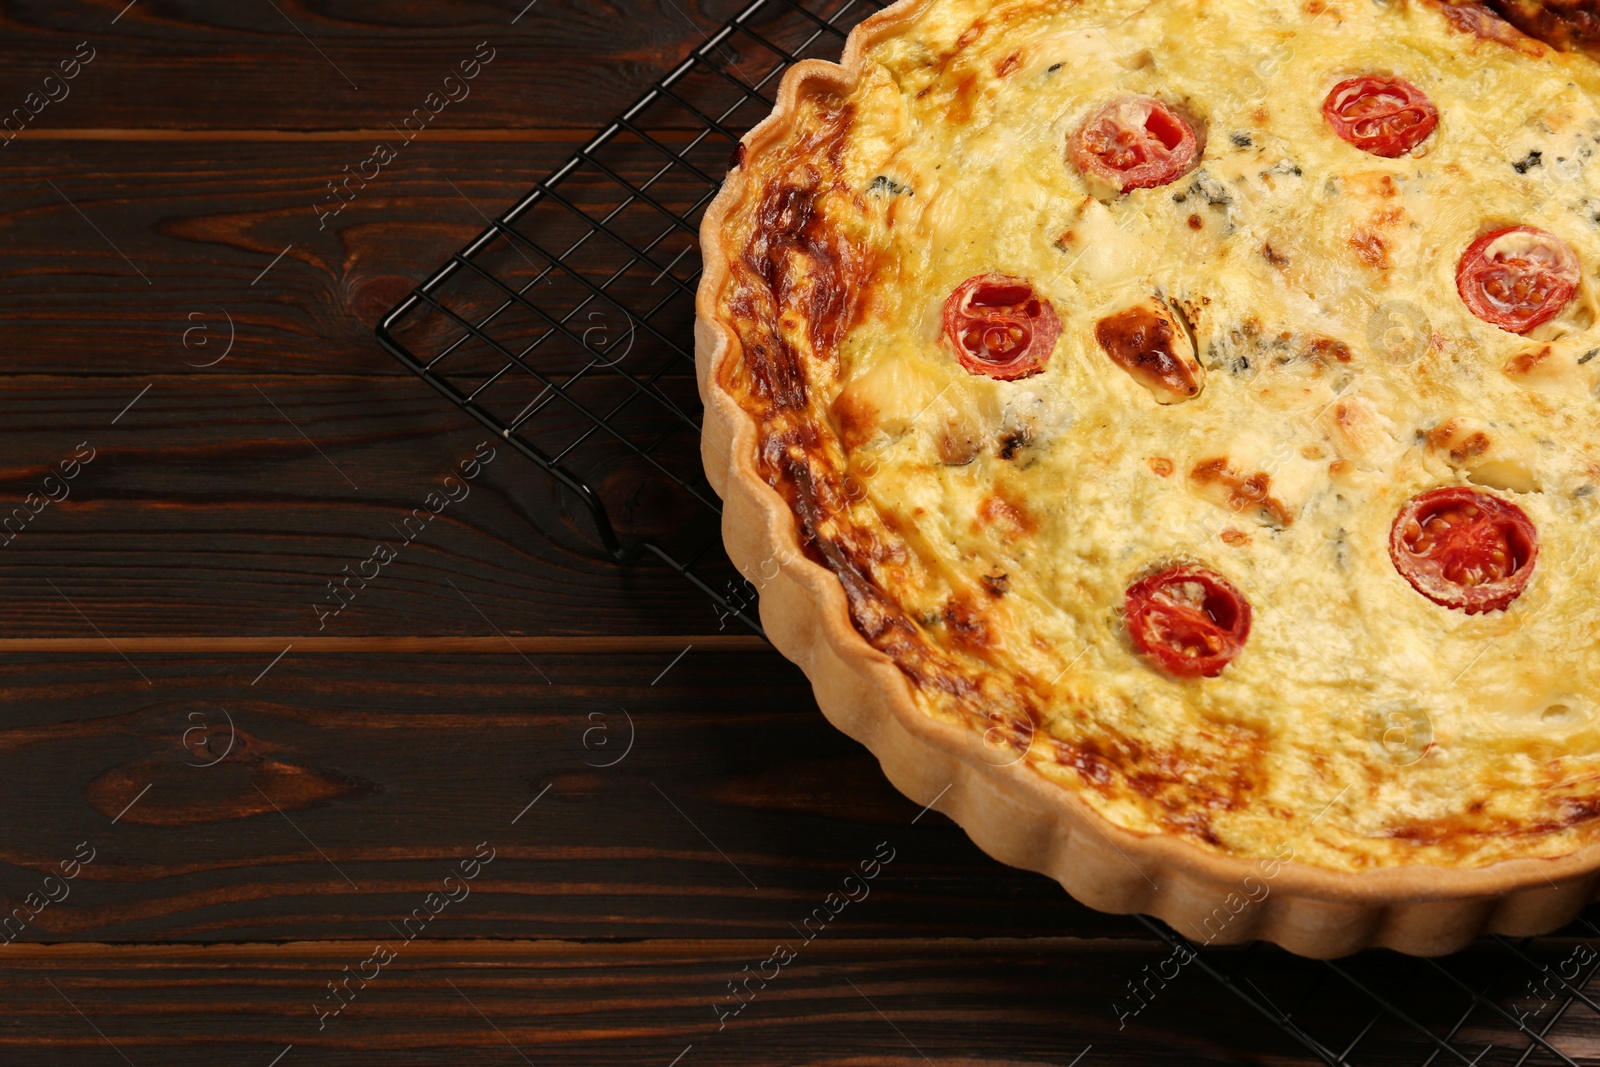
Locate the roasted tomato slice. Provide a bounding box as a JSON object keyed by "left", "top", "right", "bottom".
{"left": 1390, "top": 487, "right": 1538, "bottom": 614}
{"left": 1322, "top": 75, "right": 1438, "bottom": 157}
{"left": 1125, "top": 564, "right": 1252, "bottom": 678}
{"left": 1456, "top": 226, "right": 1580, "bottom": 334}
{"left": 941, "top": 274, "right": 1061, "bottom": 380}
{"left": 1069, "top": 96, "right": 1200, "bottom": 192}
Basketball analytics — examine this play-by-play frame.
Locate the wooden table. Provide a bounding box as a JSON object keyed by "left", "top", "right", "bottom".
{"left": 2, "top": 2, "right": 1597, "bottom": 1064}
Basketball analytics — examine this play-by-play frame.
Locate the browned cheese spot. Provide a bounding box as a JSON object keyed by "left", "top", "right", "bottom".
{"left": 954, "top": 22, "right": 984, "bottom": 51}
{"left": 1349, "top": 229, "right": 1391, "bottom": 270}
{"left": 949, "top": 72, "right": 980, "bottom": 123}
{"left": 1505, "top": 345, "right": 1554, "bottom": 379}
{"left": 1308, "top": 336, "right": 1353, "bottom": 363}
{"left": 975, "top": 489, "right": 1038, "bottom": 537}
{"left": 1428, "top": 418, "right": 1493, "bottom": 463}
{"left": 830, "top": 388, "right": 879, "bottom": 453}
{"left": 941, "top": 594, "right": 998, "bottom": 652}
{"left": 1190, "top": 458, "right": 1295, "bottom": 527}
{"left": 1094, "top": 301, "right": 1205, "bottom": 404}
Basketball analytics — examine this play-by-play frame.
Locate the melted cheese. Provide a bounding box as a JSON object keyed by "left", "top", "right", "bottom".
{"left": 721, "top": 0, "right": 1600, "bottom": 871}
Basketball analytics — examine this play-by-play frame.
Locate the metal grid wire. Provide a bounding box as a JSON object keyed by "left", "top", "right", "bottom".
{"left": 375, "top": 0, "right": 1600, "bottom": 1061}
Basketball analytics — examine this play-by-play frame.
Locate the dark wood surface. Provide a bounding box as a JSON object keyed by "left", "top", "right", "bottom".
{"left": 2, "top": 2, "right": 1599, "bottom": 1065}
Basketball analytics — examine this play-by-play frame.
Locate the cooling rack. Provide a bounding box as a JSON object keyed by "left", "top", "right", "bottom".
{"left": 375, "top": 0, "right": 1600, "bottom": 1061}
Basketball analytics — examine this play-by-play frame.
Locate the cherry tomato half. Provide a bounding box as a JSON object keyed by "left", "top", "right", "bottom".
{"left": 1322, "top": 75, "right": 1438, "bottom": 157}
{"left": 1125, "top": 564, "right": 1252, "bottom": 678}
{"left": 1069, "top": 96, "right": 1200, "bottom": 193}
{"left": 1456, "top": 226, "right": 1580, "bottom": 334}
{"left": 941, "top": 274, "right": 1061, "bottom": 380}
{"left": 1390, "top": 487, "right": 1538, "bottom": 614}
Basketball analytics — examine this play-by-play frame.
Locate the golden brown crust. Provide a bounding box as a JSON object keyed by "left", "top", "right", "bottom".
{"left": 716, "top": 74, "right": 1052, "bottom": 754}
{"left": 1484, "top": 0, "right": 1600, "bottom": 55}
{"left": 695, "top": 0, "right": 1600, "bottom": 956}
{"left": 1437, "top": 0, "right": 1553, "bottom": 52}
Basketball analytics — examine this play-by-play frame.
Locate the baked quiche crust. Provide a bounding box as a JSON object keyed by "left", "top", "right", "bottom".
{"left": 696, "top": 0, "right": 1600, "bottom": 954}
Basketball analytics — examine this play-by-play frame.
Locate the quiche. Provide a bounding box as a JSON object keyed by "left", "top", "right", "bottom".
{"left": 696, "top": 0, "right": 1600, "bottom": 955}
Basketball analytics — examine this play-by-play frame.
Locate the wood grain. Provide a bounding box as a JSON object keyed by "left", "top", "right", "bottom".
{"left": 3, "top": 937, "right": 1599, "bottom": 1066}
{"left": 0, "top": 93, "right": 758, "bottom": 644}
{"left": 0, "top": 939, "right": 1322, "bottom": 1066}
{"left": 0, "top": 374, "right": 743, "bottom": 638}
{"left": 0, "top": 139, "right": 721, "bottom": 376}
{"left": 0, "top": 0, "right": 749, "bottom": 130}
{"left": 0, "top": 650, "right": 1135, "bottom": 943}
{"left": 0, "top": 635, "right": 768, "bottom": 652}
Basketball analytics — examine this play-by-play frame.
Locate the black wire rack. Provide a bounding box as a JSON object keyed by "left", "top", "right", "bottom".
{"left": 375, "top": 0, "right": 1600, "bottom": 1062}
